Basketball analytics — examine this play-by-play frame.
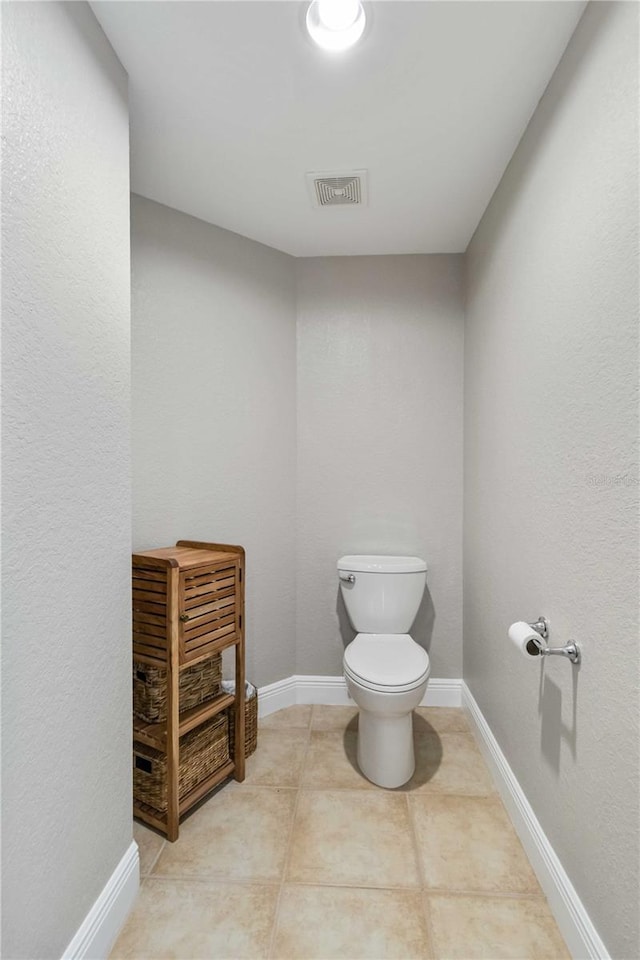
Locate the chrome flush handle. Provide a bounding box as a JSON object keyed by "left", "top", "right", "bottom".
{"left": 339, "top": 573, "right": 356, "bottom": 584}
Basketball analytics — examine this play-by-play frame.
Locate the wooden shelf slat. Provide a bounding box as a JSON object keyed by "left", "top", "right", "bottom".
{"left": 133, "top": 720, "right": 163, "bottom": 751}
{"left": 133, "top": 801, "right": 167, "bottom": 833}
{"left": 179, "top": 761, "right": 235, "bottom": 815}
{"left": 133, "top": 692, "right": 236, "bottom": 750}
{"left": 179, "top": 693, "right": 235, "bottom": 737}
{"left": 179, "top": 632, "right": 239, "bottom": 670}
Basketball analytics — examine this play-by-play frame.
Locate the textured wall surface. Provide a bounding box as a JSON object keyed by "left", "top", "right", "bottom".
{"left": 1, "top": 4, "right": 132, "bottom": 957}
{"left": 131, "top": 219, "right": 463, "bottom": 684}
{"left": 131, "top": 195, "right": 297, "bottom": 687}
{"left": 464, "top": 3, "right": 639, "bottom": 957}
{"left": 296, "top": 256, "right": 464, "bottom": 678}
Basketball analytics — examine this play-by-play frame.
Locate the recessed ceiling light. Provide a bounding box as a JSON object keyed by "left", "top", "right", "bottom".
{"left": 306, "top": 0, "right": 366, "bottom": 52}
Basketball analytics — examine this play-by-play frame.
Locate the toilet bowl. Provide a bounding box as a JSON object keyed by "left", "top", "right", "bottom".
{"left": 338, "top": 555, "right": 429, "bottom": 789}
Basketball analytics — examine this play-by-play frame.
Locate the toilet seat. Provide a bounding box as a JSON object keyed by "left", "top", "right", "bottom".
{"left": 343, "top": 634, "right": 430, "bottom": 692}
{"left": 344, "top": 662, "right": 430, "bottom": 694}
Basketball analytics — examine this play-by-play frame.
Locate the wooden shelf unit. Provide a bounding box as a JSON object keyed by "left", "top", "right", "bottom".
{"left": 132, "top": 539, "right": 246, "bottom": 841}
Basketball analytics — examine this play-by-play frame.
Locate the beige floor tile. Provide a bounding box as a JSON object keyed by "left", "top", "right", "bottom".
{"left": 133, "top": 820, "right": 165, "bottom": 876}
{"left": 288, "top": 790, "right": 420, "bottom": 888}
{"left": 414, "top": 707, "right": 470, "bottom": 734}
{"left": 260, "top": 705, "right": 312, "bottom": 730}
{"left": 273, "top": 884, "right": 432, "bottom": 959}
{"left": 243, "top": 729, "right": 308, "bottom": 787}
{"left": 118, "top": 711, "right": 552, "bottom": 960}
{"left": 152, "top": 783, "right": 296, "bottom": 883}
{"left": 401, "top": 733, "right": 496, "bottom": 796}
{"left": 427, "top": 894, "right": 570, "bottom": 959}
{"left": 411, "top": 795, "right": 540, "bottom": 895}
{"left": 110, "top": 878, "right": 278, "bottom": 959}
{"left": 302, "top": 730, "right": 374, "bottom": 790}
{"left": 311, "top": 704, "right": 359, "bottom": 732}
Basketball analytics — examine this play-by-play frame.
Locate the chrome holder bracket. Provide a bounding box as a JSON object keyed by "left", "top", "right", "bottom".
{"left": 528, "top": 616, "right": 550, "bottom": 640}
{"left": 541, "top": 642, "right": 581, "bottom": 665}
{"left": 527, "top": 616, "right": 581, "bottom": 664}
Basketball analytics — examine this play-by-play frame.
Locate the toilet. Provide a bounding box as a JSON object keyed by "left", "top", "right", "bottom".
{"left": 338, "top": 554, "right": 430, "bottom": 788}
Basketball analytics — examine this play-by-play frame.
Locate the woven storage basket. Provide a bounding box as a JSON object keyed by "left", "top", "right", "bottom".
{"left": 133, "top": 654, "right": 222, "bottom": 724}
{"left": 226, "top": 683, "right": 258, "bottom": 757}
{"left": 133, "top": 713, "right": 229, "bottom": 813}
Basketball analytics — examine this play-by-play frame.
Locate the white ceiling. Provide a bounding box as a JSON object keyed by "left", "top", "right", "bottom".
{"left": 92, "top": 1, "right": 585, "bottom": 257}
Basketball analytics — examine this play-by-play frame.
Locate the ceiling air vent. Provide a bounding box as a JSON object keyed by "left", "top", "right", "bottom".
{"left": 306, "top": 170, "right": 368, "bottom": 208}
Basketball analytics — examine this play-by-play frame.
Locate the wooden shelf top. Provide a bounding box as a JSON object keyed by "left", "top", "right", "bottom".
{"left": 133, "top": 691, "right": 235, "bottom": 751}
{"left": 133, "top": 545, "right": 238, "bottom": 570}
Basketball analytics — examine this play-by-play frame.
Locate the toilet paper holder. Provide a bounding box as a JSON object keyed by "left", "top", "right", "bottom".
{"left": 527, "top": 617, "right": 581, "bottom": 665}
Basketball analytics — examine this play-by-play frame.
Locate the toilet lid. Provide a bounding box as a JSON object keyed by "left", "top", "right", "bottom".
{"left": 343, "top": 634, "right": 430, "bottom": 688}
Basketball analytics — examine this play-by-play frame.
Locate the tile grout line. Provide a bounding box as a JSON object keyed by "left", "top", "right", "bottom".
{"left": 141, "top": 870, "right": 548, "bottom": 899}
{"left": 415, "top": 886, "right": 549, "bottom": 901}
{"left": 139, "top": 873, "right": 282, "bottom": 887}
{"left": 405, "top": 792, "right": 437, "bottom": 960}
{"left": 266, "top": 713, "right": 314, "bottom": 959}
{"left": 143, "top": 870, "right": 550, "bottom": 898}
{"left": 140, "top": 838, "right": 166, "bottom": 880}
{"left": 137, "top": 869, "right": 551, "bottom": 898}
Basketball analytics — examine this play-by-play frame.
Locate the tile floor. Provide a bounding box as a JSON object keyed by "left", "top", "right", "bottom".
{"left": 113, "top": 705, "right": 570, "bottom": 959}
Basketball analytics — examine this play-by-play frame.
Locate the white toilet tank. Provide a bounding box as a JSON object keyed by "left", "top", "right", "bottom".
{"left": 337, "top": 555, "right": 427, "bottom": 634}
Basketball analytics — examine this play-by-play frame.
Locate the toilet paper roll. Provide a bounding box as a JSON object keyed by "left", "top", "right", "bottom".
{"left": 508, "top": 621, "right": 544, "bottom": 658}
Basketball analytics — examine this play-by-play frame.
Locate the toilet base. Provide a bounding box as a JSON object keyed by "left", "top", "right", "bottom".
{"left": 357, "top": 708, "right": 415, "bottom": 788}
{"left": 344, "top": 671, "right": 429, "bottom": 789}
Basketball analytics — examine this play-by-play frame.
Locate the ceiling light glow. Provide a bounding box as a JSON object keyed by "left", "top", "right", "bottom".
{"left": 306, "top": 0, "right": 366, "bottom": 51}
{"left": 317, "top": 0, "right": 359, "bottom": 31}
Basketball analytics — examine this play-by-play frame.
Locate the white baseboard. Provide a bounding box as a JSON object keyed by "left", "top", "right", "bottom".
{"left": 62, "top": 840, "right": 139, "bottom": 960}
{"left": 419, "top": 677, "right": 462, "bottom": 707}
{"left": 258, "top": 674, "right": 461, "bottom": 717}
{"left": 462, "top": 682, "right": 609, "bottom": 960}
{"left": 257, "top": 674, "right": 299, "bottom": 716}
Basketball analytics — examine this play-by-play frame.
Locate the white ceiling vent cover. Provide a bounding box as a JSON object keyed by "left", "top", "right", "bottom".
{"left": 306, "top": 170, "right": 368, "bottom": 208}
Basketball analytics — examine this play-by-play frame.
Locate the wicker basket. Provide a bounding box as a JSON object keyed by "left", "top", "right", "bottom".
{"left": 226, "top": 683, "right": 258, "bottom": 758}
{"left": 133, "top": 714, "right": 229, "bottom": 813}
{"left": 133, "top": 655, "right": 222, "bottom": 724}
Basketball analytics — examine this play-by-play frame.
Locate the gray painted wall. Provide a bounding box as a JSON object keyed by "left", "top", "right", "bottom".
{"left": 464, "top": 3, "right": 639, "bottom": 957}
{"left": 131, "top": 195, "right": 297, "bottom": 688}
{"left": 1, "top": 4, "right": 132, "bottom": 957}
{"left": 131, "top": 227, "right": 463, "bottom": 683}
{"left": 296, "top": 256, "right": 464, "bottom": 678}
